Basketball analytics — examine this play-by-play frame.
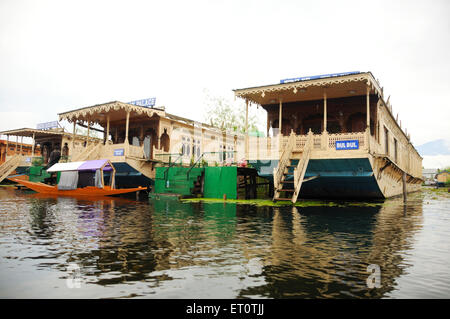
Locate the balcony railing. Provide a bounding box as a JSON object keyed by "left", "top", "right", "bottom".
{"left": 247, "top": 131, "right": 369, "bottom": 160}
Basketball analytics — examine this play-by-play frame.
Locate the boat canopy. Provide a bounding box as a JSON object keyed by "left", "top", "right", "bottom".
{"left": 47, "top": 159, "right": 114, "bottom": 172}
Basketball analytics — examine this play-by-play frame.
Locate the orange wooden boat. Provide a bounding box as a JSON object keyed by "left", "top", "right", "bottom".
{"left": 7, "top": 178, "right": 146, "bottom": 196}
{"left": 8, "top": 159, "right": 146, "bottom": 197}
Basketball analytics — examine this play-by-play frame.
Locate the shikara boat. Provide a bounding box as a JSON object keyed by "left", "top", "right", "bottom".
{"left": 8, "top": 159, "right": 146, "bottom": 196}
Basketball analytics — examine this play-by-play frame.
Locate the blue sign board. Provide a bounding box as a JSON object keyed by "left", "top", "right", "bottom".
{"left": 37, "top": 121, "right": 59, "bottom": 130}
{"left": 127, "top": 97, "right": 156, "bottom": 107}
{"left": 336, "top": 140, "right": 359, "bottom": 150}
{"left": 280, "top": 71, "right": 360, "bottom": 84}
{"left": 114, "top": 148, "right": 124, "bottom": 156}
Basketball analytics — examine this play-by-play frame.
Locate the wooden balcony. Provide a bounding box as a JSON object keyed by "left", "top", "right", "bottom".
{"left": 247, "top": 131, "right": 368, "bottom": 161}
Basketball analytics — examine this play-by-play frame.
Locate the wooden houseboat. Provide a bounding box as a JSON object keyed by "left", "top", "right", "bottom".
{"left": 0, "top": 125, "right": 99, "bottom": 183}
{"left": 0, "top": 139, "right": 41, "bottom": 164}
{"left": 2, "top": 71, "right": 423, "bottom": 201}
{"left": 234, "top": 71, "right": 423, "bottom": 200}
{"left": 57, "top": 101, "right": 245, "bottom": 189}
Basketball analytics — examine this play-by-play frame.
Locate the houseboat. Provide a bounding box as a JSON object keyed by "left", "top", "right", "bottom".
{"left": 234, "top": 71, "right": 423, "bottom": 200}
{"left": 56, "top": 100, "right": 244, "bottom": 189}
{"left": 0, "top": 124, "right": 99, "bottom": 183}
{"left": 1, "top": 71, "right": 423, "bottom": 201}
{"left": 0, "top": 139, "right": 41, "bottom": 164}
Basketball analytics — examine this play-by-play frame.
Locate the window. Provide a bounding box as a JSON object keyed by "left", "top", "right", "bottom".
{"left": 222, "top": 145, "right": 226, "bottom": 161}
{"left": 196, "top": 140, "right": 201, "bottom": 157}
{"left": 394, "top": 138, "right": 398, "bottom": 163}
{"left": 384, "top": 126, "right": 389, "bottom": 155}
{"left": 377, "top": 121, "right": 380, "bottom": 143}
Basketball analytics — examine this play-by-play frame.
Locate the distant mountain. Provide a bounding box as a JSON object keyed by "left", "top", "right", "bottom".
{"left": 416, "top": 139, "right": 450, "bottom": 156}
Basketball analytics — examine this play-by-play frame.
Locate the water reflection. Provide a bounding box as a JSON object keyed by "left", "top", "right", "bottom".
{"left": 237, "top": 202, "right": 423, "bottom": 298}
{"left": 0, "top": 187, "right": 435, "bottom": 298}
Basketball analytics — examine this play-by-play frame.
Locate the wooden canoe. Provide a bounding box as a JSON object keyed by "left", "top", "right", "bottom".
{"left": 8, "top": 177, "right": 146, "bottom": 196}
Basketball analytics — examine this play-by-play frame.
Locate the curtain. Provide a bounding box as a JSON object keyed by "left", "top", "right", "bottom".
{"left": 57, "top": 171, "right": 79, "bottom": 190}
{"left": 94, "top": 169, "right": 103, "bottom": 188}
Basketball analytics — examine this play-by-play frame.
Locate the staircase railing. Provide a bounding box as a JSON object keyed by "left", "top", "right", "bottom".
{"left": 163, "top": 154, "right": 183, "bottom": 183}
{"left": 186, "top": 153, "right": 206, "bottom": 181}
{"left": 273, "top": 131, "right": 296, "bottom": 195}
{"left": 0, "top": 154, "right": 22, "bottom": 183}
{"left": 71, "top": 143, "right": 102, "bottom": 161}
{"left": 185, "top": 151, "right": 236, "bottom": 180}
{"left": 291, "top": 130, "right": 314, "bottom": 203}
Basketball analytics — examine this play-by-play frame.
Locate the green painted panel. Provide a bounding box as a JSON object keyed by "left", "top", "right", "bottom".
{"left": 28, "top": 166, "right": 51, "bottom": 183}
{"left": 154, "top": 166, "right": 204, "bottom": 196}
{"left": 203, "top": 167, "right": 237, "bottom": 200}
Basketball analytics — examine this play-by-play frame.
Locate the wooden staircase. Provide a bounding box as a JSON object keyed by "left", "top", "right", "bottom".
{"left": 0, "top": 155, "right": 22, "bottom": 183}
{"left": 273, "top": 131, "right": 313, "bottom": 203}
{"left": 291, "top": 133, "right": 313, "bottom": 203}
{"left": 71, "top": 143, "right": 102, "bottom": 161}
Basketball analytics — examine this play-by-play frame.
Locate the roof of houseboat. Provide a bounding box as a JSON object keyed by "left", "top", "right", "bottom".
{"left": 0, "top": 127, "right": 68, "bottom": 137}
{"left": 234, "top": 71, "right": 422, "bottom": 159}
{"left": 47, "top": 159, "right": 114, "bottom": 172}
{"left": 233, "top": 71, "right": 382, "bottom": 104}
{"left": 0, "top": 127, "right": 101, "bottom": 142}
{"left": 58, "top": 100, "right": 243, "bottom": 136}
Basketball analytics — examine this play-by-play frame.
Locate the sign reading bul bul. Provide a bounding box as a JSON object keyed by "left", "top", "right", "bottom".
{"left": 336, "top": 140, "right": 359, "bottom": 150}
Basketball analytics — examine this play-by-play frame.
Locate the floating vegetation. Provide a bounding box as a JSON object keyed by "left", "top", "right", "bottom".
{"left": 180, "top": 188, "right": 449, "bottom": 207}
{"left": 180, "top": 197, "right": 384, "bottom": 208}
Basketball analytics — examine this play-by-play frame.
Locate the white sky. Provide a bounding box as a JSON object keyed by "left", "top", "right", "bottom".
{"left": 1, "top": 0, "right": 449, "bottom": 148}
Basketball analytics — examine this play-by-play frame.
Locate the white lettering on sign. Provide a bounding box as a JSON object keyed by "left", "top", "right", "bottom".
{"left": 335, "top": 140, "right": 359, "bottom": 150}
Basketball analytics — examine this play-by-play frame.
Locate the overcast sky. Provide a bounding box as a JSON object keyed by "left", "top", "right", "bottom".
{"left": 1, "top": 0, "right": 449, "bottom": 148}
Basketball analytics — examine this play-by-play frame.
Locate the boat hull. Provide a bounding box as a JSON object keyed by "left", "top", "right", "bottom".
{"left": 110, "top": 162, "right": 154, "bottom": 188}
{"left": 250, "top": 157, "right": 419, "bottom": 199}
{"left": 8, "top": 178, "right": 146, "bottom": 197}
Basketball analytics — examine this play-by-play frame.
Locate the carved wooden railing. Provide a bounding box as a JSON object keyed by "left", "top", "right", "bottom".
{"left": 292, "top": 131, "right": 314, "bottom": 203}
{"left": 273, "top": 131, "right": 296, "bottom": 194}
{"left": 128, "top": 144, "right": 144, "bottom": 158}
{"left": 327, "top": 132, "right": 366, "bottom": 149}
{"left": 71, "top": 142, "right": 102, "bottom": 161}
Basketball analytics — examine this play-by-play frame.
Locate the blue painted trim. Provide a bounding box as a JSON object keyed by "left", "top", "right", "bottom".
{"left": 249, "top": 158, "right": 383, "bottom": 199}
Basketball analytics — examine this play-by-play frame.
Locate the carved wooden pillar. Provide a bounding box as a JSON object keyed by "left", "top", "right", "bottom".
{"left": 245, "top": 100, "right": 249, "bottom": 159}
{"left": 323, "top": 91, "right": 327, "bottom": 133}
{"left": 5, "top": 135, "right": 9, "bottom": 158}
{"left": 366, "top": 85, "right": 370, "bottom": 133}
{"left": 72, "top": 121, "right": 76, "bottom": 151}
{"left": 278, "top": 98, "right": 283, "bottom": 136}
{"left": 106, "top": 116, "right": 110, "bottom": 144}
{"left": 86, "top": 120, "right": 90, "bottom": 147}
{"left": 125, "top": 111, "right": 130, "bottom": 145}
{"left": 31, "top": 132, "right": 35, "bottom": 156}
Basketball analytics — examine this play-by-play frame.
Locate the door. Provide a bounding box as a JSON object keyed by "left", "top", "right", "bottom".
{"left": 143, "top": 135, "right": 151, "bottom": 159}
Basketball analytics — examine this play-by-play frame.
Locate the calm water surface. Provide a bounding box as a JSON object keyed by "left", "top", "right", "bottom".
{"left": 0, "top": 187, "right": 449, "bottom": 298}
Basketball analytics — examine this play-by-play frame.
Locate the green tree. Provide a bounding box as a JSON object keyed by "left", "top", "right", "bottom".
{"left": 203, "top": 90, "right": 261, "bottom": 134}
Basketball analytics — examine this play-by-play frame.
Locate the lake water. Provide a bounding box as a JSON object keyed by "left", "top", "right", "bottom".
{"left": 0, "top": 186, "right": 449, "bottom": 299}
